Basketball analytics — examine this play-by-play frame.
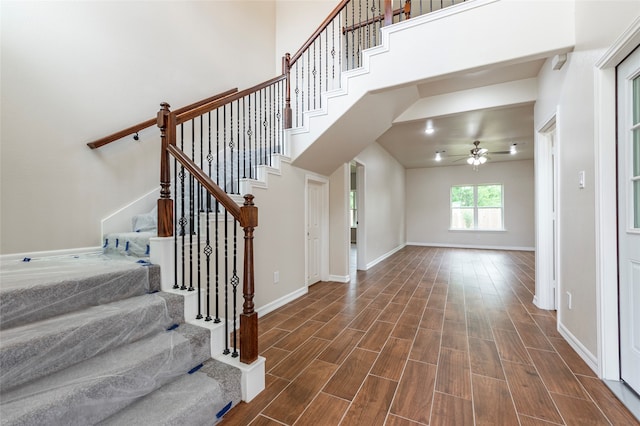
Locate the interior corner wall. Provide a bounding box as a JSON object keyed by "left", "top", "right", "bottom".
{"left": 534, "top": 0, "right": 640, "bottom": 359}
{"left": 0, "top": 1, "right": 277, "bottom": 255}
{"left": 329, "top": 164, "right": 350, "bottom": 281}
{"left": 355, "top": 142, "right": 406, "bottom": 268}
{"left": 250, "top": 161, "right": 307, "bottom": 312}
{"left": 406, "top": 160, "right": 535, "bottom": 250}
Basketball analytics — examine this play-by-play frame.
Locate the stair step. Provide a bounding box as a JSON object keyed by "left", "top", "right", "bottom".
{"left": 0, "top": 254, "right": 161, "bottom": 329}
{"left": 0, "top": 292, "right": 184, "bottom": 392}
{"left": 98, "top": 361, "right": 240, "bottom": 426}
{"left": 0, "top": 323, "right": 210, "bottom": 426}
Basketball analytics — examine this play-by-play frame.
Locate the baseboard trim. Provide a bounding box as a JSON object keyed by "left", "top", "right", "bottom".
{"left": 558, "top": 321, "right": 599, "bottom": 375}
{"left": 366, "top": 243, "right": 406, "bottom": 270}
{"left": 257, "top": 287, "right": 308, "bottom": 318}
{"left": 328, "top": 274, "right": 350, "bottom": 283}
{"left": 407, "top": 242, "right": 535, "bottom": 252}
{"left": 0, "top": 246, "right": 103, "bottom": 262}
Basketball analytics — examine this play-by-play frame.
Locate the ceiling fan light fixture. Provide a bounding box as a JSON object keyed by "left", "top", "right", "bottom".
{"left": 467, "top": 157, "right": 474, "bottom": 165}
{"left": 425, "top": 127, "right": 435, "bottom": 135}
{"left": 479, "top": 156, "right": 487, "bottom": 164}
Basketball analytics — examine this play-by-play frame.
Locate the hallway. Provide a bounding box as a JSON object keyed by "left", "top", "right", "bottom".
{"left": 221, "top": 246, "right": 639, "bottom": 425}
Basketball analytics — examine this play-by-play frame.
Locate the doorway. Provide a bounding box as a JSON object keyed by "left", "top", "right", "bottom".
{"left": 535, "top": 115, "right": 559, "bottom": 310}
{"left": 306, "top": 176, "right": 329, "bottom": 286}
{"left": 616, "top": 45, "right": 640, "bottom": 395}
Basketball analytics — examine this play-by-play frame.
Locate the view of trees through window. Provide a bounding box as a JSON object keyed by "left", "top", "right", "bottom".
{"left": 451, "top": 184, "right": 503, "bottom": 230}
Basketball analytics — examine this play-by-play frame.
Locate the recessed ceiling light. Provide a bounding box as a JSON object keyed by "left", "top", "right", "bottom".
{"left": 435, "top": 151, "right": 442, "bottom": 161}
{"left": 510, "top": 143, "right": 517, "bottom": 154}
{"left": 425, "top": 127, "right": 435, "bottom": 135}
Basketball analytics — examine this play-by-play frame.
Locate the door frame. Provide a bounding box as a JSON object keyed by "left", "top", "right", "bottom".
{"left": 305, "top": 174, "right": 330, "bottom": 286}
{"left": 535, "top": 112, "right": 560, "bottom": 310}
{"left": 354, "top": 160, "right": 367, "bottom": 271}
{"left": 594, "top": 18, "right": 640, "bottom": 381}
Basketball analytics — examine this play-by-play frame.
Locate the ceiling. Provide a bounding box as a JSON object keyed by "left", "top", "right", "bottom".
{"left": 376, "top": 59, "right": 546, "bottom": 169}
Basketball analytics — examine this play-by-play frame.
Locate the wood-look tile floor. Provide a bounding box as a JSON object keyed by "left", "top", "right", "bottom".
{"left": 221, "top": 246, "right": 640, "bottom": 425}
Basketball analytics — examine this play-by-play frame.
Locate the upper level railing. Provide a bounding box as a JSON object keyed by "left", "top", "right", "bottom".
{"left": 88, "top": 0, "right": 466, "bottom": 366}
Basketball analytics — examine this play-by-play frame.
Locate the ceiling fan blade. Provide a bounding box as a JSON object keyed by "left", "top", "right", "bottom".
{"left": 478, "top": 148, "right": 489, "bottom": 155}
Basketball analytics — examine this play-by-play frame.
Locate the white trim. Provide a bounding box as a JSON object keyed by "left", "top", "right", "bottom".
{"left": 534, "top": 112, "right": 559, "bottom": 310}
{"left": 101, "top": 187, "right": 158, "bottom": 237}
{"left": 257, "top": 287, "right": 308, "bottom": 318}
{"left": 305, "top": 174, "right": 330, "bottom": 286}
{"left": 328, "top": 274, "right": 350, "bottom": 283}
{"left": 407, "top": 242, "right": 534, "bottom": 252}
{"left": 354, "top": 160, "right": 367, "bottom": 271}
{"left": 366, "top": 243, "right": 406, "bottom": 270}
{"left": 594, "top": 18, "right": 640, "bottom": 382}
{"left": 0, "top": 246, "right": 103, "bottom": 262}
{"left": 558, "top": 321, "right": 599, "bottom": 375}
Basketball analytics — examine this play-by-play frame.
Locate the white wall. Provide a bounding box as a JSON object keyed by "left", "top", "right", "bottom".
{"left": 535, "top": 0, "right": 640, "bottom": 358}
{"left": 250, "top": 161, "right": 307, "bottom": 311}
{"left": 406, "top": 160, "right": 534, "bottom": 250}
{"left": 0, "top": 0, "right": 276, "bottom": 254}
{"left": 329, "top": 164, "right": 350, "bottom": 281}
{"left": 355, "top": 142, "right": 406, "bottom": 268}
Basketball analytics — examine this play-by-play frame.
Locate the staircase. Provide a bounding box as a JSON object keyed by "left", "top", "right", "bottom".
{"left": 0, "top": 254, "right": 242, "bottom": 425}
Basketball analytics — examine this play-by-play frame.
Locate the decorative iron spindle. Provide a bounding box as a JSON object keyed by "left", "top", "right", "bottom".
{"left": 205, "top": 112, "right": 213, "bottom": 322}
{"left": 223, "top": 210, "right": 230, "bottom": 355}
{"left": 188, "top": 121, "right": 195, "bottom": 292}
{"left": 179, "top": 125, "right": 187, "bottom": 291}
{"left": 231, "top": 220, "right": 239, "bottom": 358}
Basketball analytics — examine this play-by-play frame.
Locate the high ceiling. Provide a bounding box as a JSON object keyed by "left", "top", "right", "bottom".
{"left": 376, "top": 59, "right": 546, "bottom": 169}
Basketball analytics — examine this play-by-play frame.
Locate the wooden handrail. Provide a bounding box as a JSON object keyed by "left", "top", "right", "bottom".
{"left": 175, "top": 75, "right": 286, "bottom": 125}
{"left": 86, "top": 88, "right": 238, "bottom": 149}
{"left": 342, "top": 6, "right": 404, "bottom": 34}
{"left": 289, "top": 0, "right": 351, "bottom": 66}
{"left": 166, "top": 144, "right": 242, "bottom": 223}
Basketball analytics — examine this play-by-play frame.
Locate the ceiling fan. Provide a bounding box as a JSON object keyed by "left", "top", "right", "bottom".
{"left": 466, "top": 141, "right": 488, "bottom": 170}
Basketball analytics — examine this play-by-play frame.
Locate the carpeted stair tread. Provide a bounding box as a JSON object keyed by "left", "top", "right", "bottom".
{"left": 0, "top": 292, "right": 184, "bottom": 392}
{"left": 0, "top": 323, "right": 210, "bottom": 426}
{"left": 0, "top": 255, "right": 161, "bottom": 330}
{"left": 98, "top": 370, "right": 231, "bottom": 426}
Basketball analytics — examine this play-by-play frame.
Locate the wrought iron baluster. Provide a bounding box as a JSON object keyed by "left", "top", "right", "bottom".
{"left": 179, "top": 125, "right": 187, "bottom": 291}
{"left": 195, "top": 119, "right": 202, "bottom": 314}
{"left": 188, "top": 120, "right": 195, "bottom": 292}
{"left": 223, "top": 209, "right": 230, "bottom": 355}
{"left": 248, "top": 94, "right": 253, "bottom": 179}
{"left": 205, "top": 111, "right": 212, "bottom": 321}
{"left": 215, "top": 109, "right": 221, "bottom": 323}
{"left": 230, "top": 102, "right": 235, "bottom": 195}
{"left": 242, "top": 97, "right": 247, "bottom": 179}
{"left": 236, "top": 99, "right": 240, "bottom": 193}
{"left": 231, "top": 220, "right": 239, "bottom": 358}
{"left": 173, "top": 147, "right": 179, "bottom": 290}
{"left": 263, "top": 88, "right": 267, "bottom": 165}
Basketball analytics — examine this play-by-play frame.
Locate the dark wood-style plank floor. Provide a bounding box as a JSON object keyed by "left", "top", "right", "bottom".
{"left": 221, "top": 246, "right": 639, "bottom": 425}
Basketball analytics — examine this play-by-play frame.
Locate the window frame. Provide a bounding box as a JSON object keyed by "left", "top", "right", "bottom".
{"left": 449, "top": 183, "right": 505, "bottom": 231}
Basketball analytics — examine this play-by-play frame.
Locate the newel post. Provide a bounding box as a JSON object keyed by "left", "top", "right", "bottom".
{"left": 384, "top": 0, "right": 393, "bottom": 26}
{"left": 157, "top": 102, "right": 175, "bottom": 238}
{"left": 283, "top": 53, "right": 293, "bottom": 129}
{"left": 240, "top": 194, "right": 259, "bottom": 364}
{"left": 403, "top": 0, "right": 411, "bottom": 19}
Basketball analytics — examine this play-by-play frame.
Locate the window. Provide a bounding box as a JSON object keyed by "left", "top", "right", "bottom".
{"left": 350, "top": 190, "right": 357, "bottom": 228}
{"left": 450, "top": 184, "right": 503, "bottom": 230}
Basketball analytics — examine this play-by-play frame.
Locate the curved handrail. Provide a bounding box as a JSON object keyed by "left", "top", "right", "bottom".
{"left": 87, "top": 88, "right": 238, "bottom": 149}
{"left": 289, "top": 0, "right": 351, "bottom": 66}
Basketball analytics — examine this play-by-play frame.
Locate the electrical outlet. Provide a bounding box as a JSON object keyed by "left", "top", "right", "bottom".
{"left": 274, "top": 271, "right": 279, "bottom": 284}
{"left": 566, "top": 291, "right": 572, "bottom": 309}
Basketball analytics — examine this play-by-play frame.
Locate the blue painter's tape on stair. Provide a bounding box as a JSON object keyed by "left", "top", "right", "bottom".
{"left": 188, "top": 363, "right": 203, "bottom": 374}
{"left": 103, "top": 239, "right": 108, "bottom": 248}
{"left": 166, "top": 323, "right": 179, "bottom": 331}
{"left": 22, "top": 257, "right": 31, "bottom": 262}
{"left": 125, "top": 241, "right": 130, "bottom": 252}
{"left": 216, "top": 401, "right": 232, "bottom": 418}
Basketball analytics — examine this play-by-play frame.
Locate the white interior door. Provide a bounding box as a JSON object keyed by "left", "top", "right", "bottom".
{"left": 617, "top": 46, "right": 640, "bottom": 394}
{"left": 307, "top": 180, "right": 322, "bottom": 285}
